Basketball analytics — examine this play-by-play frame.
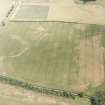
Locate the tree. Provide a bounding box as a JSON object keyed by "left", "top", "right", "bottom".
{"left": 90, "top": 90, "right": 105, "bottom": 105}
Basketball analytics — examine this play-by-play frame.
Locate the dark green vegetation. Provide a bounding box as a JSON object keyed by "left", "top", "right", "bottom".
{"left": 90, "top": 90, "right": 105, "bottom": 105}
{"left": 84, "top": 83, "right": 105, "bottom": 105}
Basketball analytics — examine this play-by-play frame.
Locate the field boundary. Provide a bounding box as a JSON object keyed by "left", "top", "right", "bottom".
{"left": 0, "top": 75, "right": 80, "bottom": 99}
{"left": 9, "top": 20, "right": 105, "bottom": 26}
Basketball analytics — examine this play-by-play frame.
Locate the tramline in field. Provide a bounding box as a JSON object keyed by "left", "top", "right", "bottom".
{"left": 0, "top": 21, "right": 105, "bottom": 93}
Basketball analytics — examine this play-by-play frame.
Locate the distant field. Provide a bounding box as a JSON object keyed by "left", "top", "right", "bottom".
{"left": 0, "top": 22, "right": 105, "bottom": 92}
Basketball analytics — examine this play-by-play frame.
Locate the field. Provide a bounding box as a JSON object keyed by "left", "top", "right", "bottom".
{"left": 0, "top": 82, "right": 91, "bottom": 105}
{"left": 1, "top": 0, "right": 105, "bottom": 105}
{"left": 10, "top": 0, "right": 105, "bottom": 25}
{"left": 0, "top": 22, "right": 105, "bottom": 93}
{"left": 13, "top": 5, "right": 49, "bottom": 20}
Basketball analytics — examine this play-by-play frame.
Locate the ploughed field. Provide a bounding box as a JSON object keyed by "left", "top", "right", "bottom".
{"left": 0, "top": 21, "right": 105, "bottom": 92}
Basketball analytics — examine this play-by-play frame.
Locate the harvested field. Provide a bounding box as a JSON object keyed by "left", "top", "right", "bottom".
{"left": 0, "top": 82, "right": 91, "bottom": 105}
{"left": 0, "top": 22, "right": 105, "bottom": 93}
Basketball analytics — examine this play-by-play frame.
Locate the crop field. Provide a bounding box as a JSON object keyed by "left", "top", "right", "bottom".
{"left": 10, "top": 4, "right": 50, "bottom": 21}
{"left": 0, "top": 21, "right": 105, "bottom": 93}
{"left": 12, "top": 5, "right": 49, "bottom": 20}
{"left": 9, "top": 0, "right": 105, "bottom": 25}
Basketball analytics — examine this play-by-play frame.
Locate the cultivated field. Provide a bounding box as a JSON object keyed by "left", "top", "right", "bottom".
{"left": 1, "top": 0, "right": 105, "bottom": 105}
{"left": 13, "top": 5, "right": 49, "bottom": 20}
{"left": 0, "top": 22, "right": 105, "bottom": 93}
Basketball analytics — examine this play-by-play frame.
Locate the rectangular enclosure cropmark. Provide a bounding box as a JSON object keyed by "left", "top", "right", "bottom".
{"left": 13, "top": 5, "right": 49, "bottom": 20}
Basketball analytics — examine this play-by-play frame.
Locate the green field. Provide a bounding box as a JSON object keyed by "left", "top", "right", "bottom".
{"left": 14, "top": 5, "right": 49, "bottom": 20}
{"left": 0, "top": 21, "right": 105, "bottom": 92}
